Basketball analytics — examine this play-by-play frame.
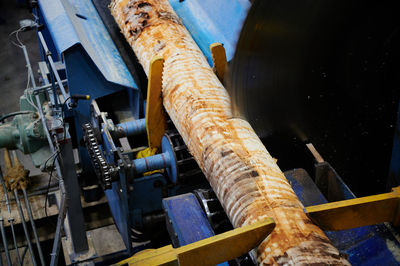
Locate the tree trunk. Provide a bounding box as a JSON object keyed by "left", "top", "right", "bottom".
{"left": 110, "top": 0, "right": 350, "bottom": 264}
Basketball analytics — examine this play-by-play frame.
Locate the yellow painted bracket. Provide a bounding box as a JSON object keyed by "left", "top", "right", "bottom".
{"left": 210, "top": 43, "right": 227, "bottom": 83}
{"left": 306, "top": 186, "right": 400, "bottom": 231}
{"left": 146, "top": 56, "right": 167, "bottom": 151}
{"left": 115, "top": 218, "right": 275, "bottom": 266}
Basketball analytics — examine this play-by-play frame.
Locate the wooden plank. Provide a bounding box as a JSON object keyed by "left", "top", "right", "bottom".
{"left": 145, "top": 56, "right": 166, "bottom": 151}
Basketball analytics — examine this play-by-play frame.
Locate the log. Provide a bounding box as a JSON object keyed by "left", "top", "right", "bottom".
{"left": 109, "top": 0, "right": 350, "bottom": 264}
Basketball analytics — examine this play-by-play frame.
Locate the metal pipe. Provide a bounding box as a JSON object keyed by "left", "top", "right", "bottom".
{"left": 33, "top": 79, "right": 67, "bottom": 94}
{"left": 0, "top": 169, "right": 22, "bottom": 265}
{"left": 0, "top": 217, "right": 11, "bottom": 265}
{"left": 21, "top": 45, "right": 37, "bottom": 88}
{"left": 22, "top": 188, "right": 45, "bottom": 266}
{"left": 13, "top": 189, "right": 37, "bottom": 266}
{"left": 49, "top": 184, "right": 67, "bottom": 266}
{"left": 37, "top": 32, "right": 69, "bottom": 103}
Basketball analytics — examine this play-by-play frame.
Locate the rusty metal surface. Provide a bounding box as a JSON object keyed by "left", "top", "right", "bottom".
{"left": 109, "top": 0, "right": 349, "bottom": 264}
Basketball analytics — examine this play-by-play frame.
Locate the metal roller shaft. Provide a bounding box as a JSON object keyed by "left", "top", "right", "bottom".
{"left": 13, "top": 189, "right": 37, "bottom": 266}
{"left": 0, "top": 217, "right": 12, "bottom": 265}
{"left": 22, "top": 188, "right": 45, "bottom": 266}
{"left": 110, "top": 0, "right": 349, "bottom": 264}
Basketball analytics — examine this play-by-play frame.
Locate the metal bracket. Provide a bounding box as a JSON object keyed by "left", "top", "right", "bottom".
{"left": 306, "top": 186, "right": 400, "bottom": 230}
{"left": 210, "top": 43, "right": 227, "bottom": 83}
{"left": 145, "top": 56, "right": 167, "bottom": 151}
{"left": 116, "top": 218, "right": 275, "bottom": 266}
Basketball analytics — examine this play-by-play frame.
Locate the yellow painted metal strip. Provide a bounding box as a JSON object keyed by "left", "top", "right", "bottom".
{"left": 306, "top": 187, "right": 400, "bottom": 230}
{"left": 146, "top": 56, "right": 167, "bottom": 151}
{"left": 210, "top": 43, "right": 227, "bottom": 84}
{"left": 115, "top": 218, "right": 275, "bottom": 266}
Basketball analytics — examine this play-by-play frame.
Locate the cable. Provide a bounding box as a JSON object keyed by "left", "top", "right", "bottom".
{"left": 9, "top": 27, "right": 24, "bottom": 48}
{"left": 0, "top": 111, "right": 36, "bottom": 123}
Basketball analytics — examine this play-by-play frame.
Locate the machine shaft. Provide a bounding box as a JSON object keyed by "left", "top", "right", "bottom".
{"left": 110, "top": 0, "right": 349, "bottom": 264}
{"left": 13, "top": 189, "right": 37, "bottom": 266}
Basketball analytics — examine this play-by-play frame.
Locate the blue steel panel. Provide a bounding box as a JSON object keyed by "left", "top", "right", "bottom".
{"left": 163, "top": 193, "right": 229, "bottom": 266}
{"left": 169, "top": 0, "right": 250, "bottom": 65}
{"left": 63, "top": 46, "right": 138, "bottom": 176}
{"left": 101, "top": 123, "right": 132, "bottom": 253}
{"left": 163, "top": 193, "right": 214, "bottom": 246}
{"left": 38, "top": 0, "right": 136, "bottom": 89}
{"left": 286, "top": 168, "right": 400, "bottom": 265}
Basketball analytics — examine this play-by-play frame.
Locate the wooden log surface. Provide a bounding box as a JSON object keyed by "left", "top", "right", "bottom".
{"left": 110, "top": 0, "right": 350, "bottom": 264}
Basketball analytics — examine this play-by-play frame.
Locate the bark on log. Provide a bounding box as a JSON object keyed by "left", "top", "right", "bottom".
{"left": 110, "top": 0, "right": 350, "bottom": 264}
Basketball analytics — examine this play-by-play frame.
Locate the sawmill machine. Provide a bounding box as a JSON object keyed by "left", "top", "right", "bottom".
{"left": 1, "top": 0, "right": 400, "bottom": 265}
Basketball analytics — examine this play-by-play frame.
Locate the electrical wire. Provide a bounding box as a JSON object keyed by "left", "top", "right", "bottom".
{"left": 9, "top": 27, "right": 25, "bottom": 48}
{"left": 0, "top": 111, "right": 36, "bottom": 123}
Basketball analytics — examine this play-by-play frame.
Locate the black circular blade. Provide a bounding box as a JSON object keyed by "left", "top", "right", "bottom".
{"left": 227, "top": 0, "right": 400, "bottom": 196}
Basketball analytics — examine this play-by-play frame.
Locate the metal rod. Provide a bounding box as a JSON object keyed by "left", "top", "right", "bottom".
{"left": 0, "top": 244, "right": 3, "bottom": 266}
{"left": 9, "top": 218, "right": 21, "bottom": 265}
{"left": 13, "top": 189, "right": 37, "bottom": 266}
{"left": 37, "top": 32, "right": 69, "bottom": 103}
{"left": 21, "top": 45, "right": 37, "bottom": 89}
{"left": 48, "top": 67, "right": 60, "bottom": 107}
{"left": 0, "top": 169, "right": 22, "bottom": 265}
{"left": 0, "top": 217, "right": 12, "bottom": 265}
{"left": 49, "top": 185, "right": 67, "bottom": 266}
{"left": 22, "top": 188, "right": 45, "bottom": 266}
{"left": 33, "top": 79, "right": 67, "bottom": 94}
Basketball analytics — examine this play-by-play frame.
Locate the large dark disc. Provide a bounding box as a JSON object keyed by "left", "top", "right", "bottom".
{"left": 227, "top": 0, "right": 400, "bottom": 196}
